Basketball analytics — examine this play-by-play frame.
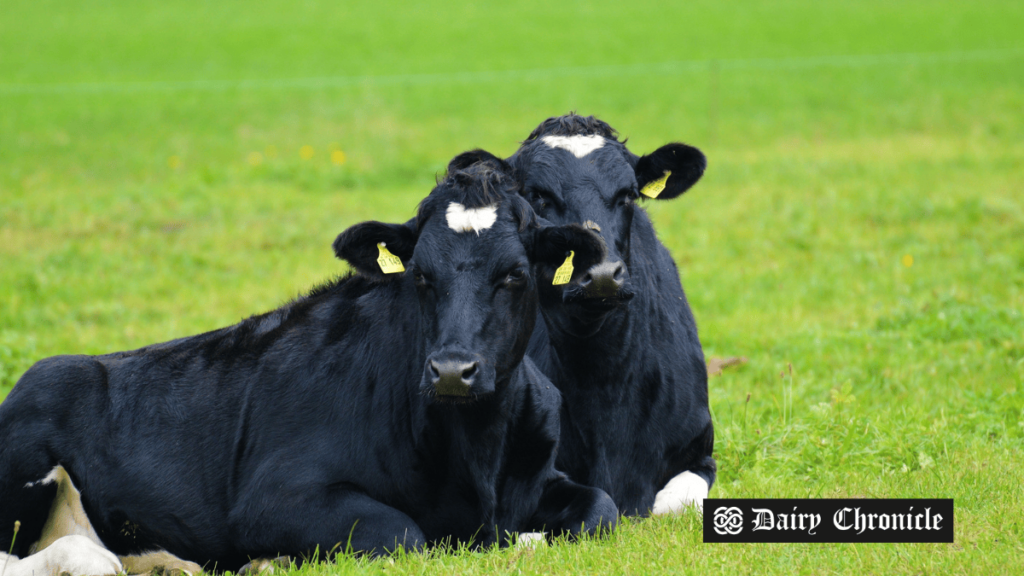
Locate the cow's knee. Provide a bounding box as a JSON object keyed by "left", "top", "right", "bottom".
{"left": 347, "top": 518, "right": 426, "bottom": 557}
{"left": 532, "top": 478, "right": 618, "bottom": 539}
{"left": 230, "top": 486, "right": 425, "bottom": 559}
{"left": 581, "top": 488, "right": 618, "bottom": 535}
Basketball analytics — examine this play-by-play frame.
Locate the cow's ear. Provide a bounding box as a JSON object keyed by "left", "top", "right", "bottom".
{"left": 634, "top": 143, "right": 706, "bottom": 200}
{"left": 333, "top": 220, "right": 417, "bottom": 279}
{"left": 447, "top": 149, "right": 511, "bottom": 173}
{"left": 525, "top": 223, "right": 607, "bottom": 271}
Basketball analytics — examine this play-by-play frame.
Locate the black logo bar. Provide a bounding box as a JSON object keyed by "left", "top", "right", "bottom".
{"left": 704, "top": 499, "right": 954, "bottom": 543}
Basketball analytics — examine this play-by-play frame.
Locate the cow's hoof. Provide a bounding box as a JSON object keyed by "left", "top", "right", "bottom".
{"left": 651, "top": 471, "right": 708, "bottom": 515}
{"left": 238, "top": 556, "right": 292, "bottom": 576}
{"left": 514, "top": 532, "right": 546, "bottom": 548}
{"left": 121, "top": 552, "right": 203, "bottom": 575}
{"left": 146, "top": 566, "right": 195, "bottom": 576}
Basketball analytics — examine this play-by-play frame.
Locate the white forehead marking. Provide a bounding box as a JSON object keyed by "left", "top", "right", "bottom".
{"left": 541, "top": 134, "right": 606, "bottom": 158}
{"left": 446, "top": 202, "right": 498, "bottom": 235}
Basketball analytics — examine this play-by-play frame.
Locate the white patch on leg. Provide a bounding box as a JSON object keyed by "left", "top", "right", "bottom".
{"left": 23, "top": 467, "right": 62, "bottom": 488}
{"left": 3, "top": 535, "right": 122, "bottom": 576}
{"left": 541, "top": 135, "right": 605, "bottom": 158}
{"left": 25, "top": 465, "right": 200, "bottom": 575}
{"left": 29, "top": 466, "right": 103, "bottom": 554}
{"left": 651, "top": 471, "right": 709, "bottom": 515}
{"left": 515, "top": 532, "right": 546, "bottom": 548}
{"left": 446, "top": 202, "right": 497, "bottom": 234}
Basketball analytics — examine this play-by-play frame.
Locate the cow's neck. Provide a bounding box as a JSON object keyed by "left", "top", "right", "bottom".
{"left": 545, "top": 304, "right": 640, "bottom": 396}
{"left": 424, "top": 371, "right": 519, "bottom": 528}
{"left": 547, "top": 213, "right": 681, "bottom": 393}
{"left": 541, "top": 217, "right": 689, "bottom": 507}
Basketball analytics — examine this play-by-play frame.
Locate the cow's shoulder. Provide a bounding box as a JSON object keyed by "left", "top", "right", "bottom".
{"left": 517, "top": 356, "right": 562, "bottom": 425}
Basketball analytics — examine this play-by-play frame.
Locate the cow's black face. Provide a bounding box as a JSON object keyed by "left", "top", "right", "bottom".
{"left": 408, "top": 203, "right": 536, "bottom": 401}
{"left": 510, "top": 129, "right": 705, "bottom": 337}
{"left": 408, "top": 204, "right": 605, "bottom": 402}
{"left": 333, "top": 152, "right": 605, "bottom": 402}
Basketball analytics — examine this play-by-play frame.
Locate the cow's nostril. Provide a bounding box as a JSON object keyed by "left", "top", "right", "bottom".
{"left": 582, "top": 260, "right": 626, "bottom": 297}
{"left": 428, "top": 358, "right": 479, "bottom": 397}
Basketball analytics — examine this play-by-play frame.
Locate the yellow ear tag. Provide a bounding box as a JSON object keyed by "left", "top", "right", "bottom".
{"left": 376, "top": 242, "right": 405, "bottom": 274}
{"left": 552, "top": 251, "right": 575, "bottom": 285}
{"left": 640, "top": 170, "right": 671, "bottom": 198}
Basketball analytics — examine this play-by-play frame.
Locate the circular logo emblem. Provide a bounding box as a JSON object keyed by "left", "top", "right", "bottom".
{"left": 713, "top": 506, "right": 744, "bottom": 535}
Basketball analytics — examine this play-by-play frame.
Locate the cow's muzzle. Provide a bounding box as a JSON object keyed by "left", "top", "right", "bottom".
{"left": 427, "top": 357, "right": 480, "bottom": 397}
{"left": 580, "top": 260, "right": 626, "bottom": 298}
{"left": 563, "top": 260, "right": 635, "bottom": 307}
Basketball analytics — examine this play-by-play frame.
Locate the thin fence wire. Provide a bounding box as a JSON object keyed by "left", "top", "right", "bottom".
{"left": 1, "top": 47, "right": 1022, "bottom": 96}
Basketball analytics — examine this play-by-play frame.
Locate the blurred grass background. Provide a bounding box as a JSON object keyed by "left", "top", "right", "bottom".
{"left": 1, "top": 0, "right": 1022, "bottom": 573}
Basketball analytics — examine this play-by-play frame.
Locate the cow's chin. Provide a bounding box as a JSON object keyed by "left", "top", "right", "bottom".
{"left": 561, "top": 284, "right": 634, "bottom": 310}
{"left": 428, "top": 393, "right": 482, "bottom": 406}
{"left": 543, "top": 303, "right": 614, "bottom": 338}
{"left": 576, "top": 297, "right": 630, "bottom": 313}
{"left": 419, "top": 381, "right": 496, "bottom": 406}
{"left": 548, "top": 289, "right": 632, "bottom": 337}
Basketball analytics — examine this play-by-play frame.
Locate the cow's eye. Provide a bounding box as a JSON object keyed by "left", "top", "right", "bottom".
{"left": 504, "top": 267, "right": 526, "bottom": 286}
{"left": 413, "top": 271, "right": 431, "bottom": 287}
{"left": 529, "top": 189, "right": 557, "bottom": 213}
{"left": 614, "top": 187, "right": 638, "bottom": 207}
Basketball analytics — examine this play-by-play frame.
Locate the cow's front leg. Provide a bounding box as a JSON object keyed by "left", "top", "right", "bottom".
{"left": 229, "top": 483, "right": 424, "bottom": 560}
{"left": 525, "top": 476, "right": 617, "bottom": 539}
{"left": 654, "top": 427, "right": 716, "bottom": 515}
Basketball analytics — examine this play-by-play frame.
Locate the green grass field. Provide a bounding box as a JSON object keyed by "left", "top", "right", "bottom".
{"left": 2, "top": 0, "right": 1023, "bottom": 573}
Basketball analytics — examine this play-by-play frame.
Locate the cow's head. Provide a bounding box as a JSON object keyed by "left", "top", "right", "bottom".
{"left": 508, "top": 113, "right": 706, "bottom": 337}
{"left": 333, "top": 151, "right": 604, "bottom": 402}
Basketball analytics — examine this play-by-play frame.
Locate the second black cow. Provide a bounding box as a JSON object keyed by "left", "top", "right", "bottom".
{"left": 509, "top": 114, "right": 717, "bottom": 516}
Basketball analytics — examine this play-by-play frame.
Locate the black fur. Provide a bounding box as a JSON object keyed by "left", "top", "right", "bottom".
{"left": 0, "top": 153, "right": 615, "bottom": 568}
{"left": 523, "top": 113, "right": 620, "bottom": 142}
{"left": 508, "top": 114, "right": 716, "bottom": 515}
{"left": 445, "top": 149, "right": 510, "bottom": 174}
{"left": 421, "top": 159, "right": 521, "bottom": 215}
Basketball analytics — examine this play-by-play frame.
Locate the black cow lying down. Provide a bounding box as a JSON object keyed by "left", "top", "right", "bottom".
{"left": 0, "top": 153, "right": 616, "bottom": 571}
{"left": 509, "top": 114, "right": 717, "bottom": 516}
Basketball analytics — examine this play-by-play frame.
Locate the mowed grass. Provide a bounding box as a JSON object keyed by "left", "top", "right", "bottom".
{"left": 2, "top": 0, "right": 1023, "bottom": 573}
